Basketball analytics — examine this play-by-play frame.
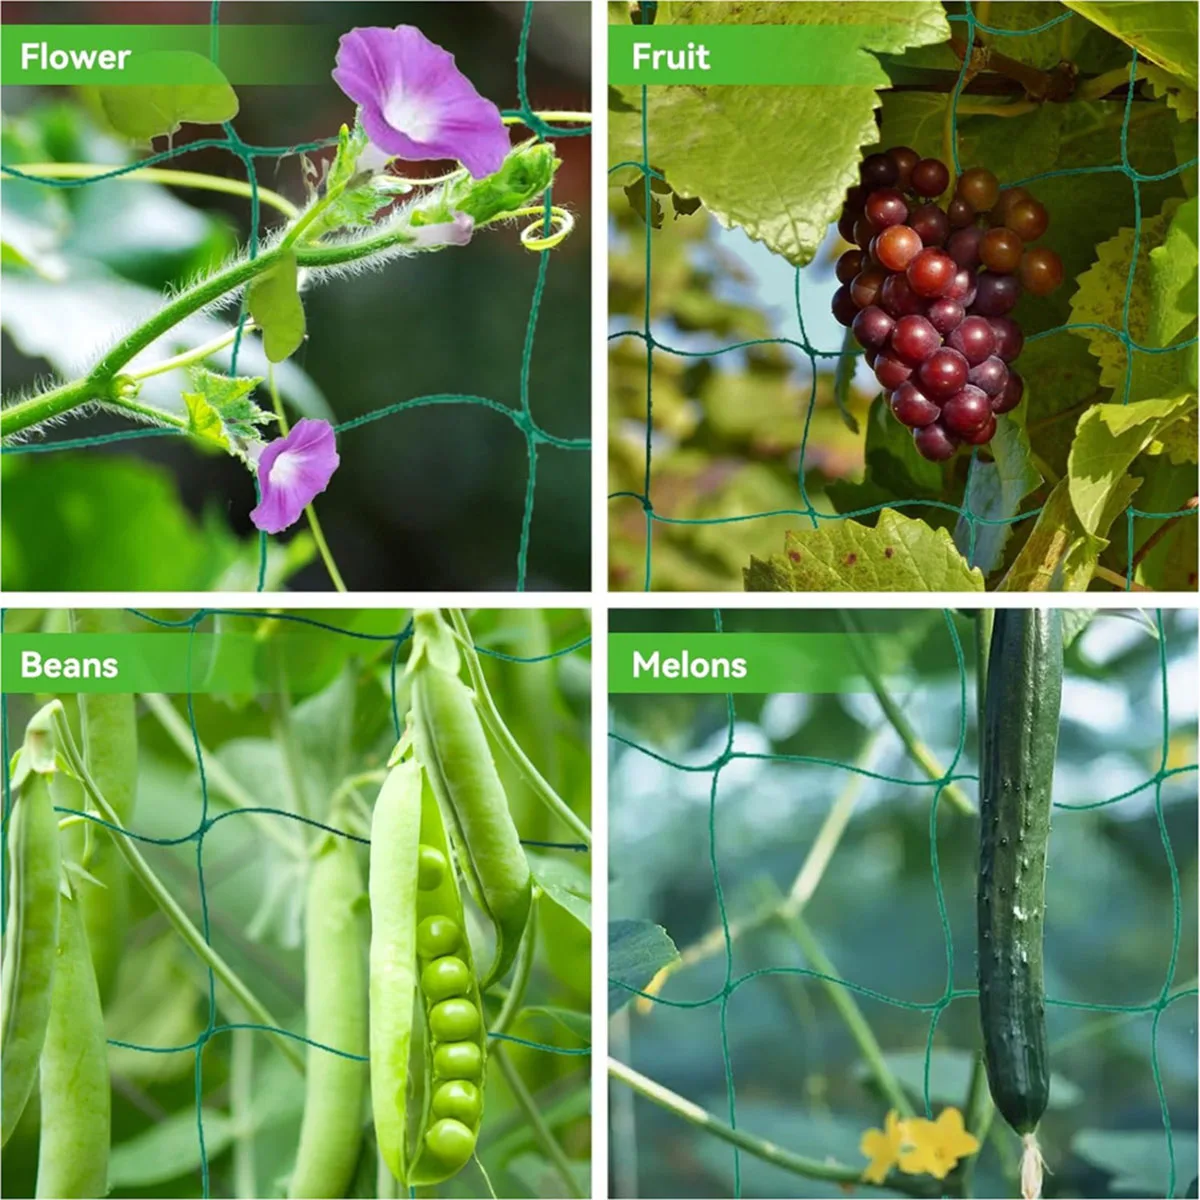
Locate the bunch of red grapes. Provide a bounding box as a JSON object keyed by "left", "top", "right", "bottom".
{"left": 831, "top": 147, "right": 1064, "bottom": 461}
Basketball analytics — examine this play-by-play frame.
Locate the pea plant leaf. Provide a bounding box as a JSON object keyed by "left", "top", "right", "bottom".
{"left": 609, "top": 1, "right": 950, "bottom": 265}
{"left": 954, "top": 415, "right": 1043, "bottom": 576}
{"left": 528, "top": 850, "right": 591, "bottom": 932}
{"left": 744, "top": 508, "right": 986, "bottom": 592}
{"left": 97, "top": 53, "right": 239, "bottom": 141}
{"left": 609, "top": 918, "right": 679, "bottom": 1015}
{"left": 247, "top": 252, "right": 306, "bottom": 363}
{"left": 1068, "top": 393, "right": 1197, "bottom": 534}
{"left": 1063, "top": 2, "right": 1199, "bottom": 89}
{"left": 1148, "top": 195, "right": 1198, "bottom": 348}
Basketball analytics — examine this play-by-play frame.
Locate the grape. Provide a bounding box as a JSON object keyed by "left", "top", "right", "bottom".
{"left": 852, "top": 304, "right": 894, "bottom": 351}
{"left": 1006, "top": 198, "right": 1049, "bottom": 241}
{"left": 955, "top": 167, "right": 999, "bottom": 212}
{"left": 875, "top": 354, "right": 913, "bottom": 391}
{"left": 914, "top": 421, "right": 959, "bottom": 461}
{"left": 971, "top": 271, "right": 1020, "bottom": 316}
{"left": 968, "top": 355, "right": 1009, "bottom": 397}
{"left": 992, "top": 370, "right": 1024, "bottom": 414}
{"left": 836, "top": 248, "right": 865, "bottom": 284}
{"left": 860, "top": 153, "right": 899, "bottom": 188}
{"left": 850, "top": 267, "right": 887, "bottom": 309}
{"left": 917, "top": 347, "right": 970, "bottom": 399}
{"left": 890, "top": 315, "right": 942, "bottom": 366}
{"left": 946, "top": 226, "right": 985, "bottom": 269}
{"left": 989, "top": 187, "right": 1029, "bottom": 227}
{"left": 837, "top": 208, "right": 860, "bottom": 243}
{"left": 911, "top": 157, "right": 951, "bottom": 197}
{"left": 987, "top": 315, "right": 1024, "bottom": 361}
{"left": 887, "top": 146, "right": 919, "bottom": 190}
{"left": 927, "top": 298, "right": 965, "bottom": 335}
{"left": 844, "top": 185, "right": 867, "bottom": 211}
{"left": 906, "top": 247, "right": 956, "bottom": 298}
{"left": 865, "top": 188, "right": 909, "bottom": 229}
{"left": 979, "top": 227, "right": 1023, "bottom": 273}
{"left": 832, "top": 284, "right": 859, "bottom": 326}
{"left": 947, "top": 197, "right": 975, "bottom": 228}
{"left": 946, "top": 315, "right": 996, "bottom": 365}
{"left": 963, "top": 413, "right": 998, "bottom": 445}
{"left": 879, "top": 273, "right": 927, "bottom": 318}
{"left": 890, "top": 382, "right": 941, "bottom": 428}
{"left": 864, "top": 348, "right": 879, "bottom": 368}
{"left": 1020, "top": 247, "right": 1064, "bottom": 295}
{"left": 853, "top": 214, "right": 876, "bottom": 249}
{"left": 873, "top": 224, "right": 923, "bottom": 271}
{"left": 943, "top": 268, "right": 978, "bottom": 307}
{"left": 909, "top": 202, "right": 951, "bottom": 247}
{"left": 941, "top": 385, "right": 992, "bottom": 435}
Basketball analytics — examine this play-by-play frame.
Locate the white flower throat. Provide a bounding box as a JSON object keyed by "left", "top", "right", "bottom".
{"left": 383, "top": 87, "right": 439, "bottom": 142}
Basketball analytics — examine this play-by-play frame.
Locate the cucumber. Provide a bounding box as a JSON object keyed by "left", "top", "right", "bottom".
{"left": 977, "top": 608, "right": 1062, "bottom": 1136}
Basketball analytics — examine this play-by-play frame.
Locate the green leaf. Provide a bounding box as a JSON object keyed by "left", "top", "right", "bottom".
{"left": 1064, "top": 2, "right": 1198, "bottom": 89}
{"left": 183, "top": 390, "right": 230, "bottom": 450}
{"left": 1067, "top": 394, "right": 1196, "bottom": 534}
{"left": 247, "top": 252, "right": 305, "bottom": 363}
{"left": 1142, "top": 63, "right": 1199, "bottom": 122}
{"left": 517, "top": 1005, "right": 591, "bottom": 1047}
{"left": 97, "top": 53, "right": 239, "bottom": 141}
{"left": 530, "top": 851, "right": 591, "bottom": 932}
{"left": 1149, "top": 196, "right": 1198, "bottom": 347}
{"left": 608, "top": 2, "right": 950, "bottom": 265}
{"left": 955, "top": 415, "right": 1043, "bottom": 575}
{"left": 744, "top": 508, "right": 985, "bottom": 591}
{"left": 303, "top": 119, "right": 408, "bottom": 240}
{"left": 109, "top": 1108, "right": 234, "bottom": 1187}
{"left": 608, "top": 918, "right": 679, "bottom": 1015}
{"left": 1071, "top": 1129, "right": 1198, "bottom": 1199}
{"left": 182, "top": 366, "right": 270, "bottom": 450}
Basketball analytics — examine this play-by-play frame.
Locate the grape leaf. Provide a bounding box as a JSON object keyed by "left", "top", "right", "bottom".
{"left": 744, "top": 507, "right": 985, "bottom": 591}
{"left": 97, "top": 53, "right": 239, "bottom": 141}
{"left": 1142, "top": 63, "right": 1199, "bottom": 123}
{"left": 608, "top": 2, "right": 950, "bottom": 265}
{"left": 1064, "top": 2, "right": 1198, "bottom": 90}
{"left": 1067, "top": 393, "right": 1196, "bottom": 533}
{"left": 1154, "top": 410, "right": 1199, "bottom": 465}
{"left": 247, "top": 252, "right": 305, "bottom": 363}
{"left": 1148, "top": 195, "right": 1198, "bottom": 347}
{"left": 954, "top": 415, "right": 1043, "bottom": 575}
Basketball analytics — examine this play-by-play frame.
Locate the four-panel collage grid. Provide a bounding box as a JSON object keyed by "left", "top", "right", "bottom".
{"left": 0, "top": 3, "right": 1196, "bottom": 1199}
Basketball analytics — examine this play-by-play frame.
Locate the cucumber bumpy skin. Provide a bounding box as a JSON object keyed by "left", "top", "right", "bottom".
{"left": 977, "top": 608, "right": 1062, "bottom": 1137}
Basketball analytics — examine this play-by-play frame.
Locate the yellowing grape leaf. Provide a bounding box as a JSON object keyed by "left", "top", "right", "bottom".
{"left": 744, "top": 507, "right": 984, "bottom": 591}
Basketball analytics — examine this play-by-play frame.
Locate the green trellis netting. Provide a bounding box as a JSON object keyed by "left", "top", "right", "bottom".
{"left": 609, "top": 608, "right": 1197, "bottom": 1198}
{"left": 1, "top": 1, "right": 591, "bottom": 592}
{"left": 609, "top": 4, "right": 1199, "bottom": 592}
{"left": 0, "top": 608, "right": 592, "bottom": 1199}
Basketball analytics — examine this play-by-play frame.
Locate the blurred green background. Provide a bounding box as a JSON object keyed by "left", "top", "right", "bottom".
{"left": 2, "top": 606, "right": 592, "bottom": 1199}
{"left": 608, "top": 608, "right": 1198, "bottom": 1199}
{"left": 2, "top": 1, "right": 590, "bottom": 591}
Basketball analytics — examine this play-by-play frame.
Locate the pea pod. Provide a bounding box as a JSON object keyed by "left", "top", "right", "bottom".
{"left": 35, "top": 875, "right": 111, "bottom": 1199}
{"left": 369, "top": 758, "right": 487, "bottom": 1187}
{"left": 288, "top": 825, "right": 369, "bottom": 1199}
{"left": 1, "top": 765, "right": 61, "bottom": 1147}
{"left": 407, "top": 609, "right": 532, "bottom": 987}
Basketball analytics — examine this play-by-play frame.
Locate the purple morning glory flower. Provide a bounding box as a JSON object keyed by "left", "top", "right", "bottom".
{"left": 332, "top": 26, "right": 510, "bottom": 179}
{"left": 249, "top": 419, "right": 340, "bottom": 534}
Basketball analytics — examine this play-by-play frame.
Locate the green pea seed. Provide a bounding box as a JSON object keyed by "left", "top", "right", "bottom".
{"left": 416, "top": 915, "right": 460, "bottom": 958}
{"left": 431, "top": 1080, "right": 482, "bottom": 1125}
{"left": 429, "top": 998, "right": 480, "bottom": 1042}
{"left": 433, "top": 1041, "right": 482, "bottom": 1080}
{"left": 421, "top": 956, "right": 471, "bottom": 1002}
{"left": 425, "top": 1118, "right": 476, "bottom": 1168}
{"left": 417, "top": 845, "right": 448, "bottom": 890}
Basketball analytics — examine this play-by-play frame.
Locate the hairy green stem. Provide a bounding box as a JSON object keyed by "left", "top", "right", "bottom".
{"left": 45, "top": 701, "right": 305, "bottom": 1074}
{"left": 128, "top": 323, "right": 257, "bottom": 383}
{"left": 448, "top": 609, "right": 592, "bottom": 849}
{"left": 608, "top": 1057, "right": 938, "bottom": 1196}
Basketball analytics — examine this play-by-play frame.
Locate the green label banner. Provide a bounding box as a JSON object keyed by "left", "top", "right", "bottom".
{"left": 609, "top": 25, "right": 889, "bottom": 86}
{"left": 2, "top": 25, "right": 335, "bottom": 85}
{"left": 2, "top": 634, "right": 263, "bottom": 693}
{"left": 609, "top": 633, "right": 913, "bottom": 694}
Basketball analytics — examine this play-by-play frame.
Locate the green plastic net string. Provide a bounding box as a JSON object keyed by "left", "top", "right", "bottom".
{"left": 610, "top": 4, "right": 1198, "bottom": 591}
{"left": 608, "top": 608, "right": 1196, "bottom": 1198}
{"left": 1, "top": 0, "right": 590, "bottom": 592}
{"left": 0, "top": 607, "right": 591, "bottom": 1199}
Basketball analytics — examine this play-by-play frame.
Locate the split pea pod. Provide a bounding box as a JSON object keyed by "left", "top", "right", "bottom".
{"left": 369, "top": 758, "right": 487, "bottom": 1187}
{"left": 35, "top": 875, "right": 111, "bottom": 1199}
{"left": 1, "top": 758, "right": 61, "bottom": 1147}
{"left": 407, "top": 609, "right": 532, "bottom": 988}
{"left": 288, "top": 825, "right": 369, "bottom": 1199}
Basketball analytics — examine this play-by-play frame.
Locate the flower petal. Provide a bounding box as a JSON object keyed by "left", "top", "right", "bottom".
{"left": 332, "top": 26, "right": 510, "bottom": 178}
{"left": 250, "top": 419, "right": 340, "bottom": 534}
